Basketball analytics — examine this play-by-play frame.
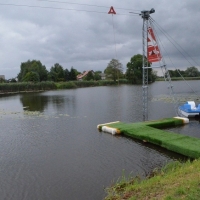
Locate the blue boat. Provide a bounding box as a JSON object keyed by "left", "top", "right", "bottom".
{"left": 179, "top": 101, "right": 200, "bottom": 117}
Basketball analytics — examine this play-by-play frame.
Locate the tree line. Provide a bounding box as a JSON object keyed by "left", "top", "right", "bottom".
{"left": 17, "top": 61, "right": 79, "bottom": 82}
{"left": 168, "top": 66, "right": 200, "bottom": 77}
{"left": 14, "top": 54, "right": 157, "bottom": 84}
{"left": 2, "top": 54, "right": 200, "bottom": 84}
{"left": 15, "top": 60, "right": 105, "bottom": 83}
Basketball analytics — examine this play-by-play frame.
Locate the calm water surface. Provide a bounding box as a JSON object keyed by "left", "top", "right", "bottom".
{"left": 0, "top": 81, "right": 200, "bottom": 200}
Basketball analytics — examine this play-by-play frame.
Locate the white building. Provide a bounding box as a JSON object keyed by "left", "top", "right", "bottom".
{"left": 0, "top": 75, "right": 5, "bottom": 80}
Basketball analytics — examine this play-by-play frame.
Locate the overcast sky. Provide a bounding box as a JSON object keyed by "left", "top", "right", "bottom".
{"left": 0, "top": 0, "right": 200, "bottom": 79}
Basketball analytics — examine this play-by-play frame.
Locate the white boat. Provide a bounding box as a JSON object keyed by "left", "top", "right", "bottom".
{"left": 178, "top": 101, "right": 200, "bottom": 118}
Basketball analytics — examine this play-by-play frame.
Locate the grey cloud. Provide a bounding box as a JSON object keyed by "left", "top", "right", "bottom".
{"left": 0, "top": 0, "right": 200, "bottom": 79}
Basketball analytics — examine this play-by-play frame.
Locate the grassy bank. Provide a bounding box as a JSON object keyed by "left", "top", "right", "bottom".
{"left": 156, "top": 77, "right": 200, "bottom": 81}
{"left": 105, "top": 159, "right": 200, "bottom": 200}
{"left": 55, "top": 79, "right": 128, "bottom": 89}
{"left": 0, "top": 81, "right": 57, "bottom": 93}
{"left": 1, "top": 77, "right": 199, "bottom": 93}
{"left": 0, "top": 80, "right": 129, "bottom": 94}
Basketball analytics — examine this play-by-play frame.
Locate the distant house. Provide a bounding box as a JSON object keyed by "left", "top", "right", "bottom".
{"left": 0, "top": 75, "right": 5, "bottom": 80}
{"left": 77, "top": 70, "right": 94, "bottom": 81}
{"left": 100, "top": 73, "right": 106, "bottom": 80}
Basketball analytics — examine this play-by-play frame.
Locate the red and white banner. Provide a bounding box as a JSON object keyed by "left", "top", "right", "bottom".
{"left": 147, "top": 27, "right": 162, "bottom": 62}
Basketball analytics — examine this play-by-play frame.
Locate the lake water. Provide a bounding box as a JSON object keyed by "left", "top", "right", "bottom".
{"left": 0, "top": 81, "right": 200, "bottom": 200}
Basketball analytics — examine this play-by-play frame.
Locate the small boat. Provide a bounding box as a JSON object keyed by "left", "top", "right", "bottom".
{"left": 178, "top": 101, "right": 200, "bottom": 118}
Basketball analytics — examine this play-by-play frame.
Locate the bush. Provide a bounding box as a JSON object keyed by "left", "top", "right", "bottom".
{"left": 56, "top": 82, "right": 77, "bottom": 89}
{"left": 0, "top": 82, "right": 56, "bottom": 93}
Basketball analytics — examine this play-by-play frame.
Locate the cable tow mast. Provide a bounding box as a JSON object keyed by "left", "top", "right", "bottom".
{"left": 140, "top": 9, "right": 179, "bottom": 121}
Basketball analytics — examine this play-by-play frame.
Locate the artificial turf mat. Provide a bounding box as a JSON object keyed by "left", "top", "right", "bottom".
{"left": 98, "top": 118, "right": 200, "bottom": 158}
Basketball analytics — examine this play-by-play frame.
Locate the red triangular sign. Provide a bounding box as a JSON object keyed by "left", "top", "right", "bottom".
{"left": 108, "top": 6, "right": 116, "bottom": 14}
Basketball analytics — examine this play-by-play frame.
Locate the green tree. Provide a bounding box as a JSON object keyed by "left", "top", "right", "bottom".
{"left": 185, "top": 66, "right": 200, "bottom": 77}
{"left": 64, "top": 68, "right": 70, "bottom": 81}
{"left": 104, "top": 59, "right": 123, "bottom": 82}
{"left": 17, "top": 60, "right": 48, "bottom": 82}
{"left": 22, "top": 71, "right": 40, "bottom": 82}
{"left": 48, "top": 70, "right": 57, "bottom": 82}
{"left": 94, "top": 71, "right": 102, "bottom": 81}
{"left": 126, "top": 54, "right": 153, "bottom": 84}
{"left": 83, "top": 71, "right": 94, "bottom": 81}
{"left": 9, "top": 78, "right": 17, "bottom": 83}
{"left": 69, "top": 67, "right": 78, "bottom": 81}
{"left": 169, "top": 70, "right": 176, "bottom": 77}
{"left": 178, "top": 69, "right": 186, "bottom": 77}
{"left": 0, "top": 78, "right": 5, "bottom": 83}
{"left": 168, "top": 69, "right": 186, "bottom": 77}
{"left": 49, "top": 63, "right": 65, "bottom": 82}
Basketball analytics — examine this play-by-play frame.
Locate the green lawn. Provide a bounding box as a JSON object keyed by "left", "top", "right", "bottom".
{"left": 105, "top": 159, "right": 200, "bottom": 200}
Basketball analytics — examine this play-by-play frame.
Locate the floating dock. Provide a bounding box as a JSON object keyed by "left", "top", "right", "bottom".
{"left": 97, "top": 117, "right": 200, "bottom": 159}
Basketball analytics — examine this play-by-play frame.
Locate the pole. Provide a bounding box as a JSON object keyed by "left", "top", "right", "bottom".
{"left": 140, "top": 9, "right": 155, "bottom": 121}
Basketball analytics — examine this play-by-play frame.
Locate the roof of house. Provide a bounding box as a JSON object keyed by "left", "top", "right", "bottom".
{"left": 77, "top": 70, "right": 94, "bottom": 80}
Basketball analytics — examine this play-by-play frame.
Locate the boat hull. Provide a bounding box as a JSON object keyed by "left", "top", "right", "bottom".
{"left": 178, "top": 107, "right": 200, "bottom": 118}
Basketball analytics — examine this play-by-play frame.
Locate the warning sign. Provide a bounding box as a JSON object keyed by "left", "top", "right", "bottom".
{"left": 108, "top": 6, "right": 116, "bottom": 14}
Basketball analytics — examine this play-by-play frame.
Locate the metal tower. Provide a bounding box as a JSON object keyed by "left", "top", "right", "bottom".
{"left": 140, "top": 9, "right": 179, "bottom": 121}
{"left": 141, "top": 9, "right": 155, "bottom": 121}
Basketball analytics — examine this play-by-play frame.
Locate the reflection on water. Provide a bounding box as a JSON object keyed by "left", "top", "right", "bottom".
{"left": 20, "top": 93, "right": 49, "bottom": 111}
{"left": 0, "top": 83, "right": 199, "bottom": 200}
{"left": 166, "top": 118, "right": 200, "bottom": 138}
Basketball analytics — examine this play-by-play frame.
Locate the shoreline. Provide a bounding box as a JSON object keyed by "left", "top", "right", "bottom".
{"left": 105, "top": 159, "right": 199, "bottom": 199}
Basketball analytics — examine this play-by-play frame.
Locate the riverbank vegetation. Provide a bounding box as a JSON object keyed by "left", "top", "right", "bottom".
{"left": 0, "top": 82, "right": 56, "bottom": 93}
{"left": 0, "top": 76, "right": 199, "bottom": 94}
{"left": 55, "top": 79, "right": 128, "bottom": 89}
{"left": 155, "top": 67, "right": 200, "bottom": 81}
{"left": 168, "top": 67, "right": 200, "bottom": 78}
{"left": 156, "top": 76, "right": 200, "bottom": 81}
{"left": 0, "top": 79, "right": 129, "bottom": 93}
{"left": 105, "top": 159, "right": 200, "bottom": 200}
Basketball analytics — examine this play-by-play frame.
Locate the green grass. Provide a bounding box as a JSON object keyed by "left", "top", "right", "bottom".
{"left": 0, "top": 82, "right": 57, "bottom": 93}
{"left": 55, "top": 81, "right": 77, "bottom": 89}
{"left": 105, "top": 159, "right": 200, "bottom": 200}
{"left": 0, "top": 80, "right": 124, "bottom": 93}
{"left": 156, "top": 77, "right": 200, "bottom": 81}
{"left": 102, "top": 119, "right": 200, "bottom": 199}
